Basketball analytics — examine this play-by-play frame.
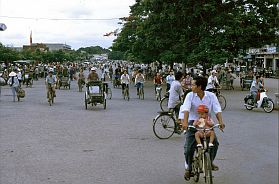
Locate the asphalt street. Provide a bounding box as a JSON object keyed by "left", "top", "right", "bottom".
{"left": 0, "top": 76, "right": 278, "bottom": 184}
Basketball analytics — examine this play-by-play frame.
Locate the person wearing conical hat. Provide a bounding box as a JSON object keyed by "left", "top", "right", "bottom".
{"left": 7, "top": 70, "right": 19, "bottom": 102}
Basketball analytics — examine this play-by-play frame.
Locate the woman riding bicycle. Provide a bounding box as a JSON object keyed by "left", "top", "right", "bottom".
{"left": 121, "top": 70, "right": 130, "bottom": 95}
{"left": 153, "top": 72, "right": 163, "bottom": 94}
{"left": 135, "top": 69, "right": 145, "bottom": 95}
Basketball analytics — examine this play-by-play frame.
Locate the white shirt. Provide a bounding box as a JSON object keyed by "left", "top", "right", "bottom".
{"left": 17, "top": 72, "right": 22, "bottom": 80}
{"left": 166, "top": 75, "right": 175, "bottom": 85}
{"left": 206, "top": 75, "right": 219, "bottom": 90}
{"left": 250, "top": 80, "right": 263, "bottom": 92}
{"left": 179, "top": 91, "right": 221, "bottom": 121}
{"left": 121, "top": 74, "right": 130, "bottom": 84}
{"left": 135, "top": 74, "right": 145, "bottom": 83}
{"left": 168, "top": 80, "right": 184, "bottom": 109}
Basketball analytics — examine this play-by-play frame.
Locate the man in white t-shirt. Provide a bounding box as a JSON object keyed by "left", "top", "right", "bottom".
{"left": 166, "top": 70, "right": 175, "bottom": 92}
{"left": 206, "top": 70, "right": 219, "bottom": 93}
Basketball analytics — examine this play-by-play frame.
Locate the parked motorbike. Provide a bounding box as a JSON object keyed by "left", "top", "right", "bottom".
{"left": 244, "top": 89, "right": 274, "bottom": 113}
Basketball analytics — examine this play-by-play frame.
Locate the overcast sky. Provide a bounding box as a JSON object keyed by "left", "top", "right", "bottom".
{"left": 0, "top": 0, "right": 135, "bottom": 50}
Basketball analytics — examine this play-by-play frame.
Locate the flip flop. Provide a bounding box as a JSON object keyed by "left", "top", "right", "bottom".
{"left": 212, "top": 163, "right": 219, "bottom": 171}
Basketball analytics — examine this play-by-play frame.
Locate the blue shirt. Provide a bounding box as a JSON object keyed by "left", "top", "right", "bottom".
{"left": 46, "top": 75, "right": 56, "bottom": 85}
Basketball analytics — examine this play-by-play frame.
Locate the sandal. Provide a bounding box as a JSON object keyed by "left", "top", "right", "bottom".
{"left": 184, "top": 169, "right": 191, "bottom": 181}
{"left": 212, "top": 163, "right": 219, "bottom": 171}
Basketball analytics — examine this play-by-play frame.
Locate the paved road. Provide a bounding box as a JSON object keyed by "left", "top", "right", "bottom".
{"left": 0, "top": 76, "right": 278, "bottom": 184}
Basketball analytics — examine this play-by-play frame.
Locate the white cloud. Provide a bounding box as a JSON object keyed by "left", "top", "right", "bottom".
{"left": 0, "top": 0, "right": 134, "bottom": 49}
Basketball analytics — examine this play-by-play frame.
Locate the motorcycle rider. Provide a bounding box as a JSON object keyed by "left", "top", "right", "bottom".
{"left": 250, "top": 75, "right": 263, "bottom": 106}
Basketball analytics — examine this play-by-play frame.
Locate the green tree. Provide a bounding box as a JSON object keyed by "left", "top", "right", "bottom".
{"left": 0, "top": 43, "right": 20, "bottom": 62}
{"left": 112, "top": 0, "right": 279, "bottom": 68}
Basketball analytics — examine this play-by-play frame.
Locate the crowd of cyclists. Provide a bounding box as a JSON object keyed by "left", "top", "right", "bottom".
{"left": 0, "top": 60, "right": 269, "bottom": 105}
{"left": 0, "top": 59, "right": 275, "bottom": 182}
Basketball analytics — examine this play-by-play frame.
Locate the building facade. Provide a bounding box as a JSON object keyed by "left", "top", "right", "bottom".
{"left": 23, "top": 43, "right": 71, "bottom": 51}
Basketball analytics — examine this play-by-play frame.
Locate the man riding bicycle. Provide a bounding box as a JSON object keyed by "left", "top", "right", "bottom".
{"left": 168, "top": 71, "right": 184, "bottom": 120}
{"left": 45, "top": 68, "right": 56, "bottom": 100}
{"left": 206, "top": 70, "right": 219, "bottom": 93}
{"left": 179, "top": 76, "right": 225, "bottom": 180}
{"left": 87, "top": 67, "right": 99, "bottom": 82}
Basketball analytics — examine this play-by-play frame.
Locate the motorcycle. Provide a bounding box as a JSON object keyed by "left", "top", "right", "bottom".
{"left": 244, "top": 88, "right": 274, "bottom": 113}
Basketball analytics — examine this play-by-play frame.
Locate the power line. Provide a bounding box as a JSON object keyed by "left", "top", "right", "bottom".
{"left": 0, "top": 15, "right": 122, "bottom": 21}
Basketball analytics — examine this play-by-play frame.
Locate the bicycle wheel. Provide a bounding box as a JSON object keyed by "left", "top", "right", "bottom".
{"left": 153, "top": 114, "right": 175, "bottom": 139}
{"left": 156, "top": 89, "right": 162, "bottom": 101}
{"left": 48, "top": 91, "right": 52, "bottom": 106}
{"left": 204, "top": 152, "right": 213, "bottom": 184}
{"left": 192, "top": 150, "right": 200, "bottom": 182}
{"left": 124, "top": 88, "right": 128, "bottom": 100}
{"left": 107, "top": 88, "right": 112, "bottom": 99}
{"left": 84, "top": 93, "right": 88, "bottom": 110}
{"left": 139, "top": 88, "right": 144, "bottom": 100}
{"left": 51, "top": 93, "right": 54, "bottom": 104}
{"left": 160, "top": 97, "right": 169, "bottom": 111}
{"left": 126, "top": 88, "right": 130, "bottom": 101}
{"left": 217, "top": 95, "right": 226, "bottom": 111}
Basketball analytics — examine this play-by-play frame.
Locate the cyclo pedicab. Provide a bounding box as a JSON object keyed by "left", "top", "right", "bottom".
{"left": 240, "top": 75, "right": 253, "bottom": 91}
{"left": 84, "top": 81, "right": 107, "bottom": 110}
{"left": 57, "top": 75, "right": 71, "bottom": 89}
{"left": 23, "top": 70, "right": 34, "bottom": 87}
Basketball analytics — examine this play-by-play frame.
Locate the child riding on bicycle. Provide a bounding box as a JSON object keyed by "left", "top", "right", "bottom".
{"left": 193, "top": 104, "right": 215, "bottom": 148}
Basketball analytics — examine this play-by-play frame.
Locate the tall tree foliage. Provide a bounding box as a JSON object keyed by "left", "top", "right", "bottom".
{"left": 111, "top": 0, "right": 279, "bottom": 66}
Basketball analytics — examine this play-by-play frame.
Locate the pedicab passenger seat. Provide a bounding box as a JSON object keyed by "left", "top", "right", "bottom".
{"left": 86, "top": 81, "right": 104, "bottom": 97}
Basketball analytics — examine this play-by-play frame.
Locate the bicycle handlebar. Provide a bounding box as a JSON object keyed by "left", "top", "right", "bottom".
{"left": 188, "top": 124, "right": 223, "bottom": 132}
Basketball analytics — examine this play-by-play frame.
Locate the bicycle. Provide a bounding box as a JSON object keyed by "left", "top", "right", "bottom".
{"left": 215, "top": 88, "right": 226, "bottom": 111}
{"left": 122, "top": 84, "right": 130, "bottom": 101}
{"left": 152, "top": 110, "right": 184, "bottom": 139}
{"left": 137, "top": 82, "right": 144, "bottom": 100}
{"left": 47, "top": 83, "right": 54, "bottom": 106}
{"left": 107, "top": 87, "right": 112, "bottom": 100}
{"left": 103, "top": 82, "right": 112, "bottom": 100}
{"left": 160, "top": 93, "right": 169, "bottom": 111}
{"left": 155, "top": 84, "right": 162, "bottom": 101}
{"left": 186, "top": 124, "right": 223, "bottom": 184}
{"left": 159, "top": 89, "right": 191, "bottom": 112}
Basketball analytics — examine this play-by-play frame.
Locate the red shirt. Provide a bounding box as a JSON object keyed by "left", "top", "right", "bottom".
{"left": 154, "top": 76, "right": 162, "bottom": 84}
